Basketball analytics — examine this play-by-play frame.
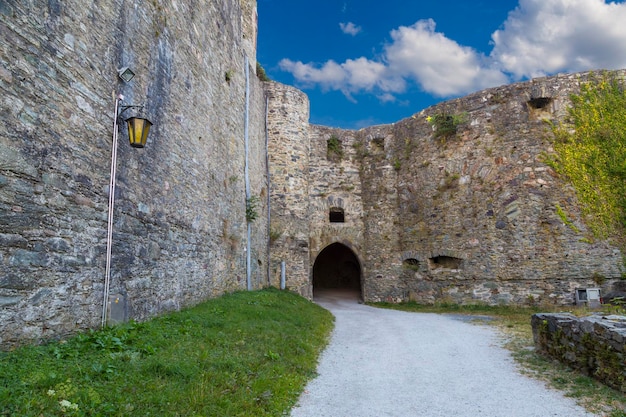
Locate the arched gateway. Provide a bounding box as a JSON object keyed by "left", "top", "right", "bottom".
{"left": 312, "top": 243, "right": 362, "bottom": 298}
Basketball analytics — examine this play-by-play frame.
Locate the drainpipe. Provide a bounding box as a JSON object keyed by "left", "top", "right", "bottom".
{"left": 280, "top": 261, "right": 286, "bottom": 290}
{"left": 244, "top": 56, "right": 252, "bottom": 291}
{"left": 102, "top": 94, "right": 123, "bottom": 328}
{"left": 265, "top": 95, "right": 271, "bottom": 286}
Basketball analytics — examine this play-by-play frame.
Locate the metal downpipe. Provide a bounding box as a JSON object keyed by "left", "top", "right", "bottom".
{"left": 244, "top": 56, "right": 252, "bottom": 291}
{"left": 102, "top": 94, "right": 122, "bottom": 328}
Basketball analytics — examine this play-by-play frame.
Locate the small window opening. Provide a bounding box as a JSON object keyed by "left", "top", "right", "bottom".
{"left": 327, "top": 136, "right": 343, "bottom": 161}
{"left": 527, "top": 97, "right": 554, "bottom": 121}
{"left": 402, "top": 258, "right": 421, "bottom": 271}
{"left": 527, "top": 97, "right": 552, "bottom": 110}
{"left": 372, "top": 137, "right": 385, "bottom": 150}
{"left": 329, "top": 207, "right": 345, "bottom": 223}
{"left": 429, "top": 256, "right": 462, "bottom": 269}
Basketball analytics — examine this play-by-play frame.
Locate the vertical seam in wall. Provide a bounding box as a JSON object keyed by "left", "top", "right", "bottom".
{"left": 244, "top": 55, "right": 252, "bottom": 291}
{"left": 265, "top": 94, "right": 271, "bottom": 286}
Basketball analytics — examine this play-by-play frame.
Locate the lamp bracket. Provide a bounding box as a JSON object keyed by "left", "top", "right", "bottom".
{"left": 118, "top": 104, "right": 144, "bottom": 119}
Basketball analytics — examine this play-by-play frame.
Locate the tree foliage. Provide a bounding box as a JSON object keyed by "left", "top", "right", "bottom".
{"left": 548, "top": 73, "right": 626, "bottom": 240}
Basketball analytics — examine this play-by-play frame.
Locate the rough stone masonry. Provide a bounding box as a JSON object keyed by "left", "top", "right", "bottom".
{"left": 0, "top": 0, "right": 268, "bottom": 347}
{"left": 1, "top": 0, "right": 624, "bottom": 348}
{"left": 532, "top": 313, "right": 626, "bottom": 392}
{"left": 267, "top": 72, "right": 625, "bottom": 306}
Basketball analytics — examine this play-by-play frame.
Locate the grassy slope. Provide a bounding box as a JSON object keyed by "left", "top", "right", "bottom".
{"left": 0, "top": 288, "right": 334, "bottom": 417}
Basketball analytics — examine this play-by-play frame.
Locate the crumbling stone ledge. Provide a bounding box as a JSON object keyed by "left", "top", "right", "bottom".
{"left": 531, "top": 313, "right": 626, "bottom": 392}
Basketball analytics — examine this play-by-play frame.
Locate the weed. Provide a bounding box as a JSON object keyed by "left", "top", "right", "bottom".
{"left": 427, "top": 111, "right": 468, "bottom": 141}
{"left": 269, "top": 228, "right": 282, "bottom": 243}
{"left": 592, "top": 272, "right": 606, "bottom": 285}
{"left": 556, "top": 203, "right": 580, "bottom": 233}
{"left": 438, "top": 171, "right": 460, "bottom": 192}
{"left": 246, "top": 195, "right": 260, "bottom": 223}
{"left": 256, "top": 62, "right": 270, "bottom": 81}
{"left": 327, "top": 135, "right": 344, "bottom": 161}
{"left": 402, "top": 259, "right": 421, "bottom": 271}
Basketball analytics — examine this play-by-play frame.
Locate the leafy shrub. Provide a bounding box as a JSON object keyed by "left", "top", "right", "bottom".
{"left": 427, "top": 111, "right": 468, "bottom": 140}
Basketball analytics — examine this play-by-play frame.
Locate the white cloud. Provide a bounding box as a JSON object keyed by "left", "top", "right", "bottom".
{"left": 384, "top": 19, "right": 508, "bottom": 96}
{"left": 377, "top": 92, "right": 400, "bottom": 103}
{"left": 279, "top": 57, "right": 393, "bottom": 101}
{"left": 278, "top": 59, "right": 347, "bottom": 90}
{"left": 339, "top": 22, "right": 362, "bottom": 36}
{"left": 491, "top": 0, "right": 626, "bottom": 78}
{"left": 279, "top": 0, "right": 626, "bottom": 104}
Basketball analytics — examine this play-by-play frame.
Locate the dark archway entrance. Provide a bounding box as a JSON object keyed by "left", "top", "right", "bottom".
{"left": 312, "top": 243, "right": 361, "bottom": 297}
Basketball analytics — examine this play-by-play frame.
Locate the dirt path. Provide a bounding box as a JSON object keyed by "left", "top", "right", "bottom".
{"left": 290, "top": 290, "right": 597, "bottom": 417}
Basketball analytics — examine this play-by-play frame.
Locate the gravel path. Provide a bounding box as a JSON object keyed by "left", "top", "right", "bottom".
{"left": 290, "top": 290, "right": 597, "bottom": 417}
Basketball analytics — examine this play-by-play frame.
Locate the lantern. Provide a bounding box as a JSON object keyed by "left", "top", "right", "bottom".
{"left": 125, "top": 116, "right": 153, "bottom": 148}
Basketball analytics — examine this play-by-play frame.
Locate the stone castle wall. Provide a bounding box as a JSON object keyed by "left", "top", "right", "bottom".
{"left": 0, "top": 0, "right": 268, "bottom": 347}
{"left": 268, "top": 72, "right": 625, "bottom": 305}
{"left": 265, "top": 82, "right": 311, "bottom": 296}
{"left": 358, "top": 72, "right": 624, "bottom": 305}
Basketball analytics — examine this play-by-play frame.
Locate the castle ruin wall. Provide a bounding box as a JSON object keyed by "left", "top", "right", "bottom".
{"left": 0, "top": 0, "right": 267, "bottom": 347}
{"left": 351, "top": 72, "right": 625, "bottom": 304}
{"left": 265, "top": 82, "right": 312, "bottom": 296}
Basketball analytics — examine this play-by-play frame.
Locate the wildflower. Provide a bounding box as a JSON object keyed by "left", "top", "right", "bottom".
{"left": 59, "top": 399, "right": 79, "bottom": 411}
{"left": 47, "top": 389, "right": 56, "bottom": 397}
{"left": 426, "top": 115, "right": 433, "bottom": 123}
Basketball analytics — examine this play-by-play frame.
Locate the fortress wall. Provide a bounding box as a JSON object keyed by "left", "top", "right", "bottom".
{"left": 265, "top": 82, "right": 312, "bottom": 296}
{"left": 268, "top": 71, "right": 624, "bottom": 305}
{"left": 0, "top": 0, "right": 267, "bottom": 347}
{"left": 357, "top": 72, "right": 624, "bottom": 304}
{"left": 307, "top": 126, "right": 365, "bottom": 282}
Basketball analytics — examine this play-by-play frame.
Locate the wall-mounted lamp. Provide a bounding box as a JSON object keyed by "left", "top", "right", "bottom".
{"left": 102, "top": 87, "right": 154, "bottom": 328}
{"left": 126, "top": 116, "right": 153, "bottom": 148}
{"left": 117, "top": 67, "right": 135, "bottom": 83}
{"left": 118, "top": 103, "right": 153, "bottom": 148}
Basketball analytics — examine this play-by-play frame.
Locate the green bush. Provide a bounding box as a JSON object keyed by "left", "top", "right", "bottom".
{"left": 427, "top": 111, "right": 468, "bottom": 141}
{"left": 246, "top": 195, "right": 260, "bottom": 223}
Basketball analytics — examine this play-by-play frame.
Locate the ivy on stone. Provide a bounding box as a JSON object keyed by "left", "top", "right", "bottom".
{"left": 548, "top": 72, "right": 626, "bottom": 242}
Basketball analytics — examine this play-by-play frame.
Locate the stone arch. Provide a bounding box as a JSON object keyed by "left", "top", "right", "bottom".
{"left": 312, "top": 242, "right": 362, "bottom": 297}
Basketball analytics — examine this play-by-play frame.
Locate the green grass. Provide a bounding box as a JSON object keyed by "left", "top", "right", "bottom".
{"left": 0, "top": 288, "right": 334, "bottom": 416}
{"left": 372, "top": 301, "right": 626, "bottom": 416}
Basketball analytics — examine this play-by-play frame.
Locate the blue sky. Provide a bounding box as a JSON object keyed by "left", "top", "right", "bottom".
{"left": 257, "top": 0, "right": 626, "bottom": 129}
